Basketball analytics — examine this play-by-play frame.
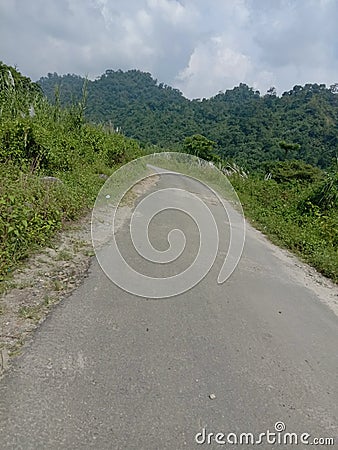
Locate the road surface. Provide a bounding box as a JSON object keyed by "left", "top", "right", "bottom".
{"left": 0, "top": 171, "right": 337, "bottom": 449}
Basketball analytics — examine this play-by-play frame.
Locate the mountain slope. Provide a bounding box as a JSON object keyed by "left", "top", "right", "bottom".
{"left": 38, "top": 71, "right": 338, "bottom": 169}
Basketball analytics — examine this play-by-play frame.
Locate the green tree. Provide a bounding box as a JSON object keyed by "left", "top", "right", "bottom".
{"left": 278, "top": 141, "right": 301, "bottom": 159}
{"left": 183, "top": 134, "right": 216, "bottom": 160}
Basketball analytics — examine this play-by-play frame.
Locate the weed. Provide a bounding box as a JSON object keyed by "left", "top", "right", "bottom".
{"left": 51, "top": 280, "right": 63, "bottom": 291}
{"left": 18, "top": 305, "right": 42, "bottom": 322}
{"left": 8, "top": 340, "right": 24, "bottom": 357}
{"left": 72, "top": 240, "right": 87, "bottom": 251}
{"left": 56, "top": 250, "right": 73, "bottom": 261}
{"left": 43, "top": 295, "right": 56, "bottom": 307}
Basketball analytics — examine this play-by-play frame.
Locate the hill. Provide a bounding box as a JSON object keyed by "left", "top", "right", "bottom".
{"left": 38, "top": 70, "right": 338, "bottom": 169}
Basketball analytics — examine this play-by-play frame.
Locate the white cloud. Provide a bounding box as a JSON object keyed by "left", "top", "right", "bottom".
{"left": 0, "top": 0, "right": 337, "bottom": 98}
{"left": 146, "top": 0, "right": 188, "bottom": 25}
{"left": 176, "top": 36, "right": 253, "bottom": 98}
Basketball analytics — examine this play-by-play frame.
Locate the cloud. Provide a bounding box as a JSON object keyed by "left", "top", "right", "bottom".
{"left": 146, "top": 0, "right": 189, "bottom": 25}
{"left": 0, "top": 0, "right": 337, "bottom": 98}
{"left": 176, "top": 37, "right": 253, "bottom": 98}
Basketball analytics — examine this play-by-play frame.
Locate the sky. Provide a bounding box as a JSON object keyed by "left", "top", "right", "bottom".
{"left": 1, "top": 0, "right": 338, "bottom": 99}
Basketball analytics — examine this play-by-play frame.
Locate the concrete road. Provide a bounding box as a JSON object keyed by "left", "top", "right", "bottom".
{"left": 0, "top": 171, "right": 337, "bottom": 449}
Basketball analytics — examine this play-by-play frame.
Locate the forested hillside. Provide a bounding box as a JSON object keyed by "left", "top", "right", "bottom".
{"left": 38, "top": 70, "right": 338, "bottom": 169}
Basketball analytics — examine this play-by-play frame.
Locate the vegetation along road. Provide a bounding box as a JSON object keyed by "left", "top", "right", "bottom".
{"left": 0, "top": 169, "right": 337, "bottom": 449}
{"left": 0, "top": 63, "right": 337, "bottom": 449}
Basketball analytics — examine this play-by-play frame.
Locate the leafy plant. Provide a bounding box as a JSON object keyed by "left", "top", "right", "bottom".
{"left": 301, "top": 171, "right": 338, "bottom": 212}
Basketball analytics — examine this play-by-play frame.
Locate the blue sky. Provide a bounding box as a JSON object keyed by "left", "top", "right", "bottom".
{"left": 1, "top": 0, "right": 338, "bottom": 98}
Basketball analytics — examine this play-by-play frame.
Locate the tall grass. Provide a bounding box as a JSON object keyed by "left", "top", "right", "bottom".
{"left": 0, "top": 63, "right": 144, "bottom": 279}
{"left": 232, "top": 168, "right": 338, "bottom": 282}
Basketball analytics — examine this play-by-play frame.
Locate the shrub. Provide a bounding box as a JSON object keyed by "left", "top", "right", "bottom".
{"left": 264, "top": 160, "right": 323, "bottom": 183}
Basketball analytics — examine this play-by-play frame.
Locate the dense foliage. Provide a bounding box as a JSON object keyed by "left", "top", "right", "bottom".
{"left": 232, "top": 165, "right": 338, "bottom": 282}
{"left": 0, "top": 63, "right": 144, "bottom": 278}
{"left": 38, "top": 70, "right": 338, "bottom": 169}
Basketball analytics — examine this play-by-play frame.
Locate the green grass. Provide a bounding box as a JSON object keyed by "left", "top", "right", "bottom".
{"left": 18, "top": 305, "right": 43, "bottom": 322}
{"left": 0, "top": 64, "right": 146, "bottom": 280}
{"left": 231, "top": 173, "right": 338, "bottom": 282}
{"left": 56, "top": 250, "right": 73, "bottom": 261}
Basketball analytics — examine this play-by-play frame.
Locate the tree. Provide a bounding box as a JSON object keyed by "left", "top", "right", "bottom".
{"left": 37, "top": 71, "right": 338, "bottom": 170}
{"left": 183, "top": 134, "right": 216, "bottom": 160}
{"left": 278, "top": 141, "right": 301, "bottom": 159}
{"left": 264, "top": 160, "right": 323, "bottom": 183}
{"left": 266, "top": 86, "right": 277, "bottom": 96}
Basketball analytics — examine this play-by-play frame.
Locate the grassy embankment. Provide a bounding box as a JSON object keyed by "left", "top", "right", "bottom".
{"left": 0, "top": 64, "right": 145, "bottom": 281}
{"left": 231, "top": 160, "right": 338, "bottom": 283}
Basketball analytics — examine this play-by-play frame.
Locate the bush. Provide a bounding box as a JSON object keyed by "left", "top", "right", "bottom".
{"left": 264, "top": 160, "right": 323, "bottom": 183}
{"left": 300, "top": 171, "right": 338, "bottom": 213}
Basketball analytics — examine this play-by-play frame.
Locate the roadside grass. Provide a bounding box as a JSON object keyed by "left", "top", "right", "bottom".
{"left": 231, "top": 173, "right": 338, "bottom": 283}
{"left": 0, "top": 157, "right": 112, "bottom": 279}
{"left": 0, "top": 63, "right": 146, "bottom": 282}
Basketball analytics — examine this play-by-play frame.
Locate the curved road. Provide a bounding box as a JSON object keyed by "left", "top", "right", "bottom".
{"left": 0, "top": 171, "right": 337, "bottom": 449}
